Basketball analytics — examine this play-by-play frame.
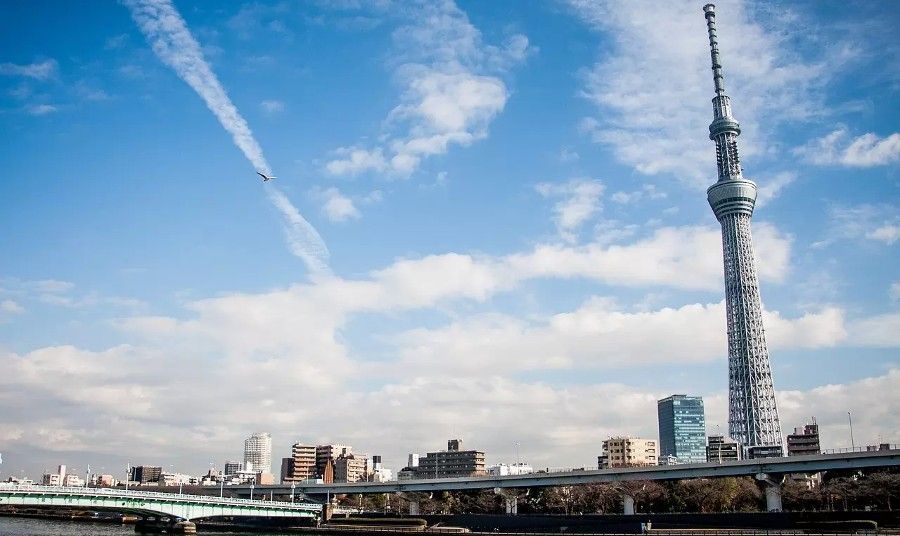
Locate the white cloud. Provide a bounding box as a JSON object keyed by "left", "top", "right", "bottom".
{"left": 0, "top": 299, "right": 25, "bottom": 316}
{"left": 318, "top": 187, "right": 361, "bottom": 222}
{"left": 0, "top": 233, "right": 895, "bottom": 472}
{"left": 125, "top": 0, "right": 329, "bottom": 274}
{"left": 325, "top": 0, "right": 530, "bottom": 178}
{"left": 26, "top": 104, "right": 58, "bottom": 116}
{"left": 325, "top": 147, "right": 388, "bottom": 176}
{"left": 536, "top": 179, "right": 604, "bottom": 243}
{"left": 507, "top": 223, "right": 791, "bottom": 290}
{"left": 391, "top": 300, "right": 846, "bottom": 377}
{"left": 818, "top": 204, "right": 899, "bottom": 248}
{"left": 559, "top": 147, "right": 580, "bottom": 163}
{"left": 570, "top": 0, "right": 826, "bottom": 188}
{"left": 0, "top": 60, "right": 58, "bottom": 80}
{"left": 847, "top": 313, "right": 900, "bottom": 348}
{"left": 891, "top": 282, "right": 900, "bottom": 302}
{"left": 866, "top": 225, "right": 900, "bottom": 245}
{"left": 796, "top": 127, "right": 900, "bottom": 167}
{"left": 31, "top": 279, "right": 75, "bottom": 293}
{"left": 259, "top": 99, "right": 285, "bottom": 114}
{"left": 755, "top": 171, "right": 796, "bottom": 207}
{"left": 610, "top": 184, "right": 666, "bottom": 205}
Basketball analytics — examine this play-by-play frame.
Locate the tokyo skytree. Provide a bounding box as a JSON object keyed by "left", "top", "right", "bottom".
{"left": 702, "top": 4, "right": 783, "bottom": 452}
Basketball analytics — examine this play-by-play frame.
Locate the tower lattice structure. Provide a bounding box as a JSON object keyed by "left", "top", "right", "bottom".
{"left": 702, "top": 4, "right": 783, "bottom": 452}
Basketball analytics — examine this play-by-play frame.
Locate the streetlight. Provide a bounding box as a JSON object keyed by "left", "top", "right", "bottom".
{"left": 291, "top": 482, "right": 296, "bottom": 504}
{"left": 250, "top": 482, "right": 255, "bottom": 501}
{"left": 848, "top": 411, "right": 856, "bottom": 451}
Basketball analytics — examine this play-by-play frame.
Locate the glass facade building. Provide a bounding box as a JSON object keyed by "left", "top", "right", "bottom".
{"left": 657, "top": 395, "right": 707, "bottom": 464}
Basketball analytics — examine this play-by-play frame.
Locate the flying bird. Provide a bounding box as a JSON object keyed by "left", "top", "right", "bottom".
{"left": 256, "top": 171, "right": 276, "bottom": 182}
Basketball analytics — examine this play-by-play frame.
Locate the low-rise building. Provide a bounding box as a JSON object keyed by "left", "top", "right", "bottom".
{"left": 487, "top": 463, "right": 534, "bottom": 476}
{"left": 224, "top": 461, "right": 242, "bottom": 476}
{"left": 316, "top": 444, "right": 352, "bottom": 480}
{"left": 62, "top": 474, "right": 84, "bottom": 487}
{"left": 334, "top": 453, "right": 370, "bottom": 483}
{"left": 706, "top": 435, "right": 741, "bottom": 463}
{"left": 130, "top": 466, "right": 162, "bottom": 484}
{"left": 600, "top": 437, "right": 657, "bottom": 468}
{"left": 41, "top": 465, "right": 67, "bottom": 486}
{"left": 787, "top": 422, "right": 820, "bottom": 457}
{"left": 280, "top": 457, "right": 294, "bottom": 484}
{"left": 416, "top": 439, "right": 485, "bottom": 478}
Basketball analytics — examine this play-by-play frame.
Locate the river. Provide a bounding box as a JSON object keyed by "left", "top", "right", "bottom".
{"left": 0, "top": 517, "right": 305, "bottom": 535}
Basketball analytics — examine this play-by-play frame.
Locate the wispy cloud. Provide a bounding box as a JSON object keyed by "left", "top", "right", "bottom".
{"left": 795, "top": 127, "right": 900, "bottom": 167}
{"left": 325, "top": 0, "right": 531, "bottom": 178}
{"left": 610, "top": 184, "right": 666, "bottom": 205}
{"left": 260, "top": 99, "right": 285, "bottom": 115}
{"left": 0, "top": 299, "right": 25, "bottom": 315}
{"left": 124, "top": 0, "right": 329, "bottom": 275}
{"left": 815, "top": 204, "right": 900, "bottom": 248}
{"left": 0, "top": 59, "right": 58, "bottom": 80}
{"left": 26, "top": 104, "right": 58, "bottom": 116}
{"left": 569, "top": 1, "right": 828, "bottom": 188}
{"left": 755, "top": 171, "right": 797, "bottom": 207}
{"left": 536, "top": 179, "right": 605, "bottom": 243}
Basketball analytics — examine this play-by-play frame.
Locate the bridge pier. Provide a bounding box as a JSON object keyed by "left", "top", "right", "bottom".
{"left": 397, "top": 492, "right": 431, "bottom": 515}
{"left": 622, "top": 494, "right": 635, "bottom": 515}
{"left": 494, "top": 487, "right": 528, "bottom": 515}
{"left": 755, "top": 473, "right": 784, "bottom": 512}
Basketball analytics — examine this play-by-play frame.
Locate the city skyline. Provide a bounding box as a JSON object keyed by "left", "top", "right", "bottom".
{"left": 1, "top": 0, "right": 899, "bottom": 479}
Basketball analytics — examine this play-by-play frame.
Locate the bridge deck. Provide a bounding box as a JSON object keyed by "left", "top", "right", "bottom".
{"left": 243, "top": 449, "right": 900, "bottom": 495}
{"left": 0, "top": 484, "right": 322, "bottom": 521}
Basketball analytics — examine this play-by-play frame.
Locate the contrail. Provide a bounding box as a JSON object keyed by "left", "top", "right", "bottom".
{"left": 125, "top": 0, "right": 329, "bottom": 274}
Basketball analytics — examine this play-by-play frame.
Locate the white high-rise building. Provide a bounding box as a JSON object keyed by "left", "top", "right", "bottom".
{"left": 243, "top": 432, "right": 272, "bottom": 475}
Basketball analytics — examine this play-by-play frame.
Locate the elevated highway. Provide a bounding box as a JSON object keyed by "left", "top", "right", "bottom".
{"left": 239, "top": 449, "right": 900, "bottom": 514}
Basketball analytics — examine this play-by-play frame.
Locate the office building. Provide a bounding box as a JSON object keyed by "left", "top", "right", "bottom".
{"left": 787, "top": 421, "right": 820, "bottom": 457}
{"left": 408, "top": 453, "right": 420, "bottom": 468}
{"left": 333, "top": 453, "right": 370, "bottom": 483}
{"left": 224, "top": 461, "right": 242, "bottom": 476}
{"left": 706, "top": 435, "right": 741, "bottom": 463}
{"left": 599, "top": 437, "right": 657, "bottom": 468}
{"left": 41, "top": 465, "right": 67, "bottom": 486}
{"left": 316, "top": 444, "right": 352, "bottom": 479}
{"left": 130, "top": 465, "right": 162, "bottom": 484}
{"left": 279, "top": 457, "right": 294, "bottom": 484}
{"left": 657, "top": 395, "right": 707, "bottom": 464}
{"left": 243, "top": 432, "right": 272, "bottom": 475}
{"left": 416, "top": 439, "right": 486, "bottom": 478}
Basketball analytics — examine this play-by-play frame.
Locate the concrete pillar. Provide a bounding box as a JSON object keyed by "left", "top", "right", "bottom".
{"left": 397, "top": 492, "right": 431, "bottom": 516}
{"left": 172, "top": 521, "right": 196, "bottom": 535}
{"left": 755, "top": 473, "right": 784, "bottom": 512}
{"left": 622, "top": 494, "right": 635, "bottom": 515}
{"left": 494, "top": 488, "right": 528, "bottom": 515}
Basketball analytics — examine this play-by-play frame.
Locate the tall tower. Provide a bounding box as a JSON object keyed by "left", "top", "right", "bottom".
{"left": 702, "top": 4, "right": 783, "bottom": 455}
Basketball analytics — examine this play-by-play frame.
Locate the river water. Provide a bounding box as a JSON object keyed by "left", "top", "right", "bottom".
{"left": 0, "top": 517, "right": 302, "bottom": 535}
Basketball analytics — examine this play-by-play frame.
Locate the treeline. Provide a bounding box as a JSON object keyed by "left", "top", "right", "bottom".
{"left": 336, "top": 470, "right": 900, "bottom": 515}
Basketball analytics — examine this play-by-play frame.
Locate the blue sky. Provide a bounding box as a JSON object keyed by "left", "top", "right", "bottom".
{"left": 1, "top": 0, "right": 898, "bottom": 479}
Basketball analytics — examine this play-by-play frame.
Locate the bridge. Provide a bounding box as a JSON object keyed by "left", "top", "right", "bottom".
{"left": 0, "top": 484, "right": 323, "bottom": 527}
{"left": 237, "top": 449, "right": 900, "bottom": 514}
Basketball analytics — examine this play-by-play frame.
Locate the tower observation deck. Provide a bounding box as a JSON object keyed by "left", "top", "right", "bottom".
{"left": 702, "top": 4, "right": 783, "bottom": 454}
